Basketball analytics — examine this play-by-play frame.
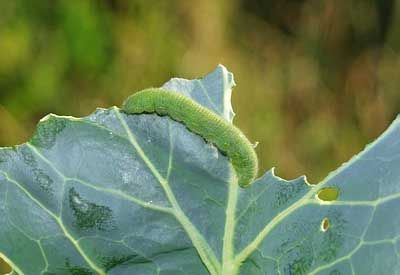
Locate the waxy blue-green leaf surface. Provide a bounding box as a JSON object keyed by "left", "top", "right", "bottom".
{"left": 0, "top": 65, "right": 399, "bottom": 275}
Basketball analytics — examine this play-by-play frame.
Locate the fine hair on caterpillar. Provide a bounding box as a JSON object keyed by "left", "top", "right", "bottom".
{"left": 122, "top": 88, "right": 258, "bottom": 187}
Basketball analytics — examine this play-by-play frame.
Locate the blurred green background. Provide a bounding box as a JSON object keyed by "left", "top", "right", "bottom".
{"left": 1, "top": 0, "right": 400, "bottom": 185}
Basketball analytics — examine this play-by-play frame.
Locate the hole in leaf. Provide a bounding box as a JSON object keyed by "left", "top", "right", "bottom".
{"left": 321, "top": 217, "right": 330, "bottom": 232}
{"left": 317, "top": 187, "right": 339, "bottom": 201}
{"left": 0, "top": 256, "right": 12, "bottom": 274}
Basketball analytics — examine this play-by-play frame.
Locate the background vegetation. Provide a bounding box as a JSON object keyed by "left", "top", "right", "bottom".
{"left": 1, "top": 0, "right": 400, "bottom": 184}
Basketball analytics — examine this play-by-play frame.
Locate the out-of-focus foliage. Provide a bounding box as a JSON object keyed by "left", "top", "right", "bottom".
{"left": 0, "top": 0, "right": 399, "bottom": 184}
{"left": 0, "top": 257, "right": 11, "bottom": 274}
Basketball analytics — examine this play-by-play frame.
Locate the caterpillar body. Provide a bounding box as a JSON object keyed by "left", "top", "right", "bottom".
{"left": 122, "top": 88, "right": 258, "bottom": 187}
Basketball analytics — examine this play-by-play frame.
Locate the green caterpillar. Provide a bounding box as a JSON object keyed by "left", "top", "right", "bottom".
{"left": 122, "top": 88, "right": 258, "bottom": 188}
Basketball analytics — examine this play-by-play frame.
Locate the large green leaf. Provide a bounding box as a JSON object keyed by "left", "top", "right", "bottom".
{"left": 0, "top": 65, "right": 399, "bottom": 275}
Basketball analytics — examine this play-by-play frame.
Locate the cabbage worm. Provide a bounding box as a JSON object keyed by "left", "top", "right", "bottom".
{"left": 122, "top": 88, "right": 258, "bottom": 187}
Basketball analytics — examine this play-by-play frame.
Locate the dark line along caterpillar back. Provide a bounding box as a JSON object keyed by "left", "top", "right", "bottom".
{"left": 122, "top": 88, "right": 258, "bottom": 187}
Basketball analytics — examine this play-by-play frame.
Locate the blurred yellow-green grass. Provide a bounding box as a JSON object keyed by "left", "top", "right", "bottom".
{"left": 1, "top": 0, "right": 400, "bottom": 187}
{"left": 0, "top": 257, "right": 11, "bottom": 274}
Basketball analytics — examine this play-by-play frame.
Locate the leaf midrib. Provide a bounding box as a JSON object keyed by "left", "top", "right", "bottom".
{"left": 114, "top": 108, "right": 222, "bottom": 274}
